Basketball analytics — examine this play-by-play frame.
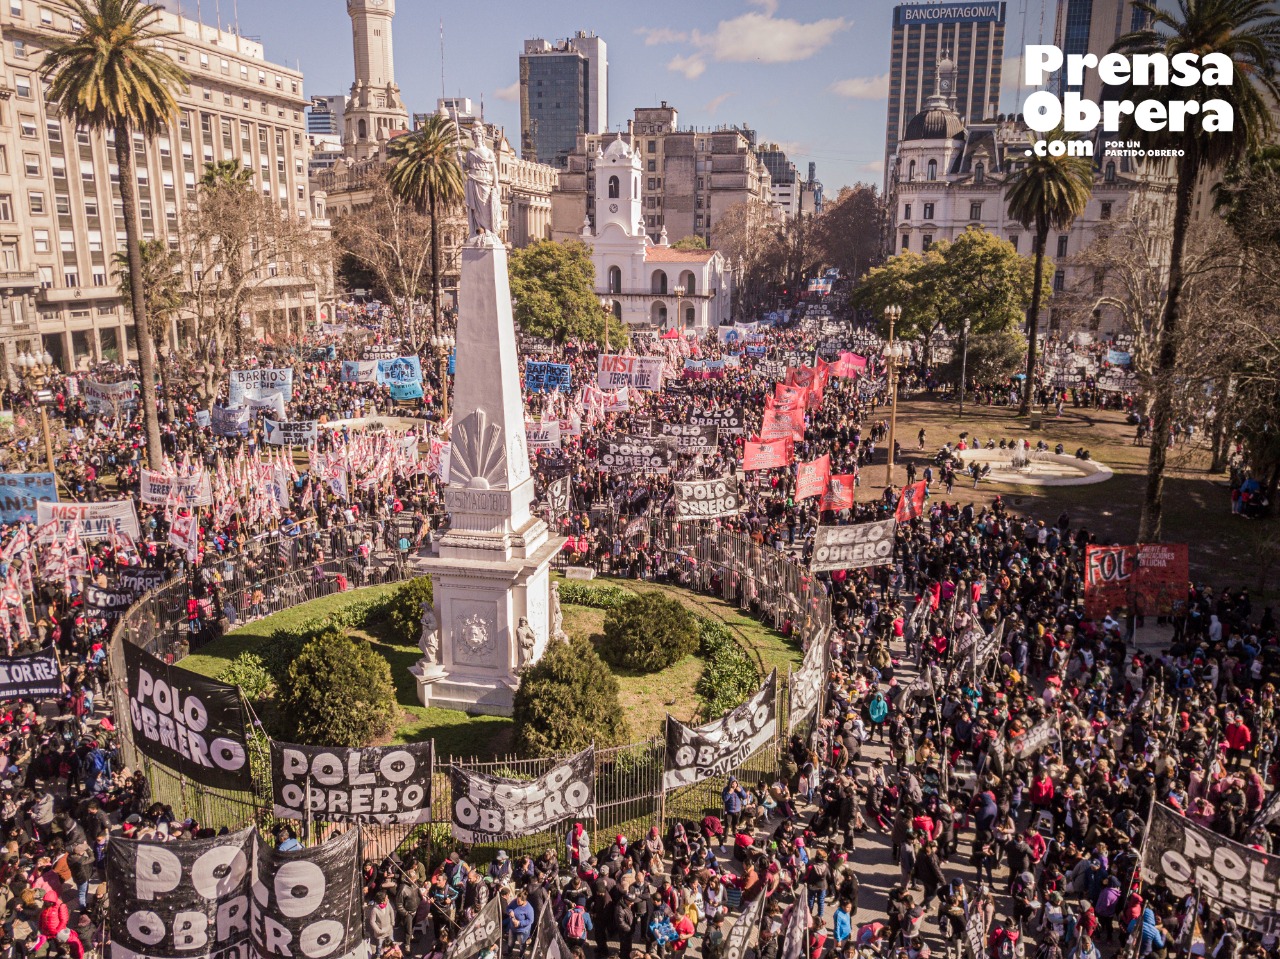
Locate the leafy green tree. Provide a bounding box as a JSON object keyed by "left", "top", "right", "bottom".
{"left": 513, "top": 634, "right": 628, "bottom": 757}
{"left": 1112, "top": 0, "right": 1280, "bottom": 540}
{"left": 279, "top": 627, "right": 399, "bottom": 747}
{"left": 386, "top": 116, "right": 465, "bottom": 341}
{"left": 671, "top": 235, "right": 708, "bottom": 251}
{"left": 1005, "top": 127, "right": 1093, "bottom": 415}
{"left": 113, "top": 239, "right": 185, "bottom": 420}
{"left": 850, "top": 249, "right": 947, "bottom": 341}
{"left": 384, "top": 577, "right": 434, "bottom": 647}
{"left": 42, "top": 0, "right": 188, "bottom": 471}
{"left": 509, "top": 240, "right": 627, "bottom": 347}
{"left": 199, "top": 158, "right": 254, "bottom": 190}
{"left": 938, "top": 328, "right": 1027, "bottom": 387}
{"left": 600, "top": 593, "right": 699, "bottom": 672}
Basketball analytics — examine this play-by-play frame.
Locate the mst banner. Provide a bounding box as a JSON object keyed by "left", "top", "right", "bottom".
{"left": 252, "top": 828, "right": 364, "bottom": 959}
{"left": 1144, "top": 802, "right": 1280, "bottom": 934}
{"left": 598, "top": 436, "right": 676, "bottom": 474}
{"left": 37, "top": 499, "right": 140, "bottom": 541}
{"left": 0, "top": 647, "right": 62, "bottom": 701}
{"left": 123, "top": 642, "right": 250, "bottom": 790}
{"left": 664, "top": 670, "right": 777, "bottom": 790}
{"left": 673, "top": 477, "right": 740, "bottom": 521}
{"left": 449, "top": 746, "right": 595, "bottom": 843}
{"left": 108, "top": 826, "right": 254, "bottom": 959}
{"left": 0, "top": 473, "right": 56, "bottom": 524}
{"left": 598, "top": 354, "right": 664, "bottom": 391}
{"left": 810, "top": 519, "right": 897, "bottom": 572}
{"left": 271, "top": 741, "right": 434, "bottom": 825}
{"left": 139, "top": 470, "right": 214, "bottom": 508}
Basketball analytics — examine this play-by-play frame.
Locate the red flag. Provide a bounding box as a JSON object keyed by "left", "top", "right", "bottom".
{"left": 819, "top": 474, "right": 857, "bottom": 511}
{"left": 760, "top": 406, "right": 805, "bottom": 441}
{"left": 795, "top": 454, "right": 832, "bottom": 500}
{"left": 786, "top": 365, "right": 816, "bottom": 390}
{"left": 771, "top": 383, "right": 807, "bottom": 408}
{"left": 743, "top": 437, "right": 793, "bottom": 471}
{"left": 895, "top": 480, "right": 928, "bottom": 523}
{"left": 833, "top": 352, "right": 868, "bottom": 377}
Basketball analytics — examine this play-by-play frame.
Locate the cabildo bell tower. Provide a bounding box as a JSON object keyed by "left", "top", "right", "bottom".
{"left": 344, "top": 0, "right": 410, "bottom": 160}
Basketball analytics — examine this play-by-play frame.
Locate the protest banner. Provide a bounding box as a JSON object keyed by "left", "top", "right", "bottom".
{"left": 36, "top": 499, "right": 140, "bottom": 541}
{"left": 795, "top": 454, "right": 831, "bottom": 500}
{"left": 251, "top": 829, "right": 364, "bottom": 959}
{"left": 819, "top": 474, "right": 857, "bottom": 512}
{"left": 227, "top": 367, "right": 293, "bottom": 406}
{"left": 83, "top": 379, "right": 137, "bottom": 414}
{"left": 810, "top": 519, "right": 897, "bottom": 572}
{"left": 270, "top": 741, "right": 434, "bottom": 825}
{"left": 0, "top": 647, "right": 62, "bottom": 700}
{"left": 211, "top": 405, "right": 251, "bottom": 437}
{"left": 340, "top": 360, "right": 379, "bottom": 383}
{"left": 526, "top": 421, "right": 562, "bottom": 450}
{"left": 1009, "top": 717, "right": 1060, "bottom": 759}
{"left": 0, "top": 473, "right": 57, "bottom": 523}
{"left": 449, "top": 746, "right": 595, "bottom": 843}
{"left": 140, "top": 470, "right": 214, "bottom": 508}
{"left": 743, "top": 438, "right": 792, "bottom": 471}
{"left": 597, "top": 354, "right": 664, "bottom": 391}
{"left": 657, "top": 422, "right": 719, "bottom": 451}
{"left": 525, "top": 361, "right": 573, "bottom": 393}
{"left": 686, "top": 407, "right": 746, "bottom": 434}
{"left": 119, "top": 567, "right": 169, "bottom": 598}
{"left": 663, "top": 671, "right": 777, "bottom": 790}
{"left": 376, "top": 356, "right": 423, "bottom": 389}
{"left": 447, "top": 896, "right": 503, "bottom": 959}
{"left": 597, "top": 436, "right": 676, "bottom": 473}
{"left": 673, "top": 477, "right": 740, "bottom": 521}
{"left": 242, "top": 389, "right": 287, "bottom": 419}
{"left": 263, "top": 419, "right": 319, "bottom": 446}
{"left": 84, "top": 584, "right": 135, "bottom": 616}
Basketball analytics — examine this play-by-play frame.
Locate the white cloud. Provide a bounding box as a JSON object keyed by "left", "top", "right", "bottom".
{"left": 668, "top": 53, "right": 707, "bottom": 80}
{"left": 704, "top": 92, "right": 735, "bottom": 115}
{"left": 747, "top": 0, "right": 779, "bottom": 14}
{"left": 829, "top": 73, "right": 891, "bottom": 100}
{"left": 699, "top": 12, "right": 849, "bottom": 64}
{"left": 637, "top": 26, "right": 688, "bottom": 45}
{"left": 862, "top": 159, "right": 885, "bottom": 174}
{"left": 494, "top": 81, "right": 520, "bottom": 103}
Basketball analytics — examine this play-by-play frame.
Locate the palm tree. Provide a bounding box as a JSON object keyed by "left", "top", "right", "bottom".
{"left": 199, "top": 158, "right": 254, "bottom": 190}
{"left": 1112, "top": 0, "right": 1280, "bottom": 541}
{"left": 385, "top": 114, "right": 464, "bottom": 345}
{"left": 1004, "top": 127, "right": 1093, "bottom": 416}
{"left": 42, "top": 0, "right": 187, "bottom": 470}
{"left": 113, "top": 240, "right": 184, "bottom": 421}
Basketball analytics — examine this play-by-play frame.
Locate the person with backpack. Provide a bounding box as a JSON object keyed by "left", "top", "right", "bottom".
{"left": 805, "top": 849, "right": 831, "bottom": 916}
{"left": 563, "top": 899, "right": 593, "bottom": 952}
{"left": 703, "top": 913, "right": 727, "bottom": 959}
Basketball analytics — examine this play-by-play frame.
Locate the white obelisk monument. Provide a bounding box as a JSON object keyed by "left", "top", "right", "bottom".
{"left": 411, "top": 128, "right": 564, "bottom": 716}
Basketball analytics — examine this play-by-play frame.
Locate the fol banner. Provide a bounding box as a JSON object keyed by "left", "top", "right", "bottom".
{"left": 597, "top": 354, "right": 664, "bottom": 391}
{"left": 0, "top": 647, "right": 62, "bottom": 700}
{"left": 140, "top": 470, "right": 214, "bottom": 508}
{"left": 663, "top": 670, "right": 778, "bottom": 790}
{"left": 448, "top": 746, "right": 596, "bottom": 843}
{"left": 123, "top": 642, "right": 251, "bottom": 790}
{"left": 107, "top": 826, "right": 255, "bottom": 959}
{"left": 270, "top": 741, "right": 434, "bottom": 825}
{"left": 795, "top": 454, "right": 831, "bottom": 500}
{"left": 685, "top": 407, "right": 746, "bottom": 434}
{"left": 810, "top": 519, "right": 897, "bottom": 572}
{"left": 1144, "top": 802, "right": 1280, "bottom": 934}
{"left": 673, "top": 477, "right": 740, "bottom": 522}
{"left": 36, "top": 499, "right": 140, "bottom": 542}
{"left": 264, "top": 419, "right": 319, "bottom": 447}
{"left": 598, "top": 437, "right": 676, "bottom": 474}
{"left": 0, "top": 473, "right": 57, "bottom": 524}
{"left": 742, "top": 438, "right": 792, "bottom": 471}
{"left": 251, "top": 828, "right": 364, "bottom": 959}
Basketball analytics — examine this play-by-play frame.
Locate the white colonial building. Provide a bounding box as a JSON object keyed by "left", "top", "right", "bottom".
{"left": 582, "top": 136, "right": 734, "bottom": 332}
{"left": 887, "top": 59, "right": 1173, "bottom": 334}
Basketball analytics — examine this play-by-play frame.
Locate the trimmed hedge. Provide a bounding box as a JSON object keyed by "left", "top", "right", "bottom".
{"left": 600, "top": 593, "right": 699, "bottom": 672}
{"left": 513, "top": 634, "right": 628, "bottom": 757}
{"left": 384, "top": 577, "right": 434, "bottom": 647}
{"left": 278, "top": 626, "right": 399, "bottom": 747}
{"left": 557, "top": 580, "right": 632, "bottom": 609}
{"left": 695, "top": 620, "right": 761, "bottom": 719}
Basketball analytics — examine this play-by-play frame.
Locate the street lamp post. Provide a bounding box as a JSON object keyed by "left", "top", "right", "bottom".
{"left": 882, "top": 305, "right": 908, "bottom": 488}
{"left": 959, "top": 317, "right": 971, "bottom": 417}
{"left": 430, "top": 333, "right": 455, "bottom": 427}
{"left": 14, "top": 349, "right": 57, "bottom": 471}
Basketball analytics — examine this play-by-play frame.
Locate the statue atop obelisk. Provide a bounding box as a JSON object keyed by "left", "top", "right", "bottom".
{"left": 411, "top": 132, "right": 564, "bottom": 716}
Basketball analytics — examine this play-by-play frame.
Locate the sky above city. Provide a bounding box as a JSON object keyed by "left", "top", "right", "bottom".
{"left": 162, "top": 0, "right": 1056, "bottom": 193}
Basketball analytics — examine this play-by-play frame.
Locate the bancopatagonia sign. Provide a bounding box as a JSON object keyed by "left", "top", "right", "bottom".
{"left": 1022, "top": 46, "right": 1234, "bottom": 157}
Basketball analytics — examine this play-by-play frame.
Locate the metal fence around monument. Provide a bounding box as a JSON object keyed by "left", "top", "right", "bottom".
{"left": 106, "top": 519, "right": 828, "bottom": 870}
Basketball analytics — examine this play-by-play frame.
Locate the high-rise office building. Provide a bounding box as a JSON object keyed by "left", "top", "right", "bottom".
{"left": 884, "top": 2, "right": 1006, "bottom": 186}
{"left": 519, "top": 33, "right": 607, "bottom": 168}
{"left": 1053, "top": 0, "right": 1153, "bottom": 101}
{"left": 306, "top": 95, "right": 346, "bottom": 138}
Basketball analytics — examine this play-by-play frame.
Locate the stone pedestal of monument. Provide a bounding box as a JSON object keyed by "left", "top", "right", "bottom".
{"left": 411, "top": 234, "right": 564, "bottom": 716}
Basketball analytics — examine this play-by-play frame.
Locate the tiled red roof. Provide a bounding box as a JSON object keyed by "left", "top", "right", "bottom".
{"left": 644, "top": 247, "right": 716, "bottom": 262}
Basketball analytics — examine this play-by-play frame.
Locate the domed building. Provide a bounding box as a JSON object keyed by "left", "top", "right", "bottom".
{"left": 581, "top": 134, "right": 735, "bottom": 332}
{"left": 886, "top": 60, "right": 1173, "bottom": 335}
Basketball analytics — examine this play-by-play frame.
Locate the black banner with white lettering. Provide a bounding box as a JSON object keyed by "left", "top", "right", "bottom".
{"left": 788, "top": 631, "right": 826, "bottom": 733}
{"left": 0, "top": 647, "right": 62, "bottom": 701}
{"left": 529, "top": 898, "right": 574, "bottom": 959}
{"left": 597, "top": 436, "right": 677, "bottom": 474}
{"left": 1009, "top": 716, "right": 1060, "bottom": 760}
{"left": 119, "top": 567, "right": 169, "bottom": 598}
{"left": 809, "top": 519, "right": 897, "bottom": 572}
{"left": 656, "top": 422, "right": 719, "bottom": 451}
{"left": 685, "top": 407, "right": 746, "bottom": 434}
{"left": 723, "top": 887, "right": 765, "bottom": 959}
{"left": 449, "top": 746, "right": 595, "bottom": 844}
{"left": 447, "top": 895, "right": 503, "bottom": 959}
{"left": 663, "top": 670, "right": 777, "bottom": 790}
{"left": 1144, "top": 802, "right": 1280, "bottom": 934}
{"left": 251, "top": 828, "right": 363, "bottom": 959}
{"left": 270, "top": 741, "right": 434, "bottom": 825}
{"left": 673, "top": 477, "right": 740, "bottom": 521}
{"left": 123, "top": 642, "right": 251, "bottom": 790}
{"left": 85, "top": 583, "right": 134, "bottom": 616}
{"left": 965, "top": 905, "right": 987, "bottom": 959}
{"left": 107, "top": 827, "right": 253, "bottom": 959}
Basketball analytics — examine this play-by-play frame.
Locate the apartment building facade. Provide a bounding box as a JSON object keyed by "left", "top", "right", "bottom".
{"left": 0, "top": 3, "right": 324, "bottom": 372}
{"left": 551, "top": 103, "right": 775, "bottom": 245}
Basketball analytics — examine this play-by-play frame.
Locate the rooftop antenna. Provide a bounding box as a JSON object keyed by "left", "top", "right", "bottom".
{"left": 440, "top": 19, "right": 446, "bottom": 103}
{"left": 232, "top": 0, "right": 239, "bottom": 35}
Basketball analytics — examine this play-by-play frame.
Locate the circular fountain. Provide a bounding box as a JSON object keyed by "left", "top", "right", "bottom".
{"left": 958, "top": 447, "right": 1114, "bottom": 487}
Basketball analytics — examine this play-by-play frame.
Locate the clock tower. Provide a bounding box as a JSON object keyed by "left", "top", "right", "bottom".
{"left": 593, "top": 134, "right": 642, "bottom": 238}
{"left": 344, "top": 0, "right": 410, "bottom": 161}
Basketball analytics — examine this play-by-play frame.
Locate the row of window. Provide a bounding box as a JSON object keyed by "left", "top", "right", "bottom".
{"left": 901, "top": 201, "right": 1113, "bottom": 227}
